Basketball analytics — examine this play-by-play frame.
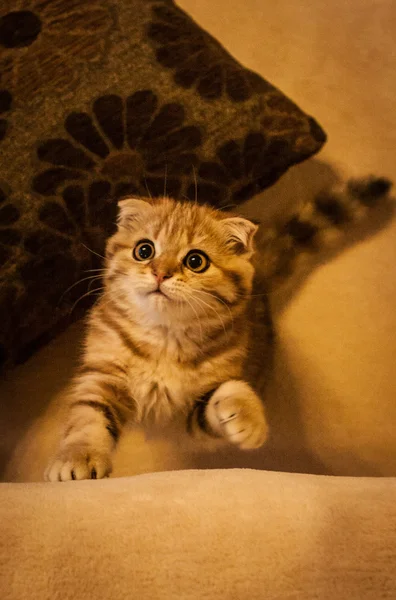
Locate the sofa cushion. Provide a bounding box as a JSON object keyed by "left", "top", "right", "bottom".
{"left": 0, "top": 0, "right": 326, "bottom": 370}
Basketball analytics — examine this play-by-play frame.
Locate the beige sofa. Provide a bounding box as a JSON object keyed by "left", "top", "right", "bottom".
{"left": 1, "top": 469, "right": 396, "bottom": 599}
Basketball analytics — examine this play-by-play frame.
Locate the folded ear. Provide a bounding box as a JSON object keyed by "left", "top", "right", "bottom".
{"left": 117, "top": 197, "right": 153, "bottom": 228}
{"left": 221, "top": 216, "right": 258, "bottom": 254}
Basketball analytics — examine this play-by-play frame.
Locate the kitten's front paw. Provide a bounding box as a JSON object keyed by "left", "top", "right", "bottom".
{"left": 206, "top": 380, "right": 268, "bottom": 449}
{"left": 45, "top": 444, "right": 112, "bottom": 482}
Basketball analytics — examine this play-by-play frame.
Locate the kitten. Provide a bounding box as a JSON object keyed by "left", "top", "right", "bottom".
{"left": 45, "top": 176, "right": 392, "bottom": 481}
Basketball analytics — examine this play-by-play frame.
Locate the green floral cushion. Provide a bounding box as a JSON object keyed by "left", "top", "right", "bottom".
{"left": 0, "top": 0, "right": 326, "bottom": 370}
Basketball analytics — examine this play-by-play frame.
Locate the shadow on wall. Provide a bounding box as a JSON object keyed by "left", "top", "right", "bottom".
{"left": 239, "top": 157, "right": 340, "bottom": 225}
{"left": 242, "top": 157, "right": 394, "bottom": 314}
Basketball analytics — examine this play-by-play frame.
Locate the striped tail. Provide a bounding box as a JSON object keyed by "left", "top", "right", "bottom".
{"left": 256, "top": 176, "right": 393, "bottom": 289}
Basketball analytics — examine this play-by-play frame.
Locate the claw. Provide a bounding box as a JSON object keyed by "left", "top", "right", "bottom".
{"left": 219, "top": 413, "right": 238, "bottom": 424}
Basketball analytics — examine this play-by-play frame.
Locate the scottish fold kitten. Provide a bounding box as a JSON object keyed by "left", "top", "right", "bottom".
{"left": 46, "top": 176, "right": 392, "bottom": 481}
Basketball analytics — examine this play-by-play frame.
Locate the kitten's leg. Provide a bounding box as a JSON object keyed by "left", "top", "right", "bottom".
{"left": 189, "top": 380, "right": 268, "bottom": 450}
{"left": 45, "top": 367, "right": 131, "bottom": 481}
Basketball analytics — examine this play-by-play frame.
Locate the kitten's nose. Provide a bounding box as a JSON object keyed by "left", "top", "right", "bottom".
{"left": 152, "top": 268, "right": 171, "bottom": 285}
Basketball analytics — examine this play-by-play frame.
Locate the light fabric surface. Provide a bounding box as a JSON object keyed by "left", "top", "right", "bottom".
{"left": 1, "top": 469, "right": 396, "bottom": 600}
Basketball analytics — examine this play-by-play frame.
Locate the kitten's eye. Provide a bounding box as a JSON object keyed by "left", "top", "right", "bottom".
{"left": 133, "top": 239, "right": 155, "bottom": 261}
{"left": 184, "top": 250, "right": 210, "bottom": 273}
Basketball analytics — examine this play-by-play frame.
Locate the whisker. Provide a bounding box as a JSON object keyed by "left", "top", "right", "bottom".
{"left": 59, "top": 274, "right": 103, "bottom": 304}
{"left": 187, "top": 290, "right": 229, "bottom": 337}
{"left": 81, "top": 243, "right": 106, "bottom": 262}
{"left": 219, "top": 203, "right": 238, "bottom": 212}
{"left": 229, "top": 284, "right": 270, "bottom": 299}
{"left": 163, "top": 164, "right": 168, "bottom": 198}
{"left": 70, "top": 287, "right": 105, "bottom": 314}
{"left": 192, "top": 165, "right": 198, "bottom": 206}
{"left": 144, "top": 177, "right": 152, "bottom": 199}
{"left": 245, "top": 292, "right": 270, "bottom": 298}
{"left": 193, "top": 288, "right": 234, "bottom": 328}
{"left": 180, "top": 290, "right": 203, "bottom": 343}
{"left": 182, "top": 287, "right": 228, "bottom": 335}
{"left": 96, "top": 285, "right": 130, "bottom": 311}
{"left": 88, "top": 277, "right": 103, "bottom": 292}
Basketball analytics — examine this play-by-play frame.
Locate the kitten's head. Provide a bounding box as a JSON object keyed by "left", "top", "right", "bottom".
{"left": 105, "top": 197, "right": 258, "bottom": 324}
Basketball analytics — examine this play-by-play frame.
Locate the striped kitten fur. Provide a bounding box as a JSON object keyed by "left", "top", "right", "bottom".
{"left": 46, "top": 176, "right": 392, "bottom": 481}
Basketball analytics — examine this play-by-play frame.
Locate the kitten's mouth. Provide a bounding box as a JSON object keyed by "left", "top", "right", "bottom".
{"left": 149, "top": 288, "right": 170, "bottom": 299}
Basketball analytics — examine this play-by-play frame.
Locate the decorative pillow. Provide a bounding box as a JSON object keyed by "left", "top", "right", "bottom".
{"left": 0, "top": 0, "right": 326, "bottom": 371}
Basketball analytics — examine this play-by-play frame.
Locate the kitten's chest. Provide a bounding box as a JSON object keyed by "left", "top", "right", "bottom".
{"left": 124, "top": 328, "right": 203, "bottom": 419}
{"left": 126, "top": 356, "right": 202, "bottom": 421}
{"left": 124, "top": 326, "right": 243, "bottom": 421}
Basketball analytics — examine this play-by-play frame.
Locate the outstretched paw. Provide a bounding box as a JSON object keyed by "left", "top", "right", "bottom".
{"left": 206, "top": 380, "right": 268, "bottom": 450}
{"left": 45, "top": 445, "right": 112, "bottom": 482}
